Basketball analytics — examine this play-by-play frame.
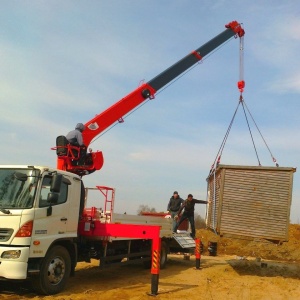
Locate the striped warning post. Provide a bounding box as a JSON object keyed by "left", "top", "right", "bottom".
{"left": 195, "top": 238, "right": 201, "bottom": 269}
{"left": 148, "top": 238, "right": 161, "bottom": 296}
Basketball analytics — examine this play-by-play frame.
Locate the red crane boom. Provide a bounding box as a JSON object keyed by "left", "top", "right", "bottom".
{"left": 54, "top": 21, "right": 245, "bottom": 176}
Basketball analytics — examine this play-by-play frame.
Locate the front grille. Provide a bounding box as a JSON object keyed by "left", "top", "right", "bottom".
{"left": 0, "top": 228, "right": 14, "bottom": 242}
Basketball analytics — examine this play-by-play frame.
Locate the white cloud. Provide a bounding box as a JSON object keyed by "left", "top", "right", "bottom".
{"left": 267, "top": 72, "right": 300, "bottom": 94}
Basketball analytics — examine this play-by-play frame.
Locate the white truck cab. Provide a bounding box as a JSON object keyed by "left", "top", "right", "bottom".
{"left": 0, "top": 165, "right": 81, "bottom": 292}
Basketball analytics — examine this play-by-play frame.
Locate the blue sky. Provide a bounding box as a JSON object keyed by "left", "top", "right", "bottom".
{"left": 1, "top": 1, "right": 299, "bottom": 222}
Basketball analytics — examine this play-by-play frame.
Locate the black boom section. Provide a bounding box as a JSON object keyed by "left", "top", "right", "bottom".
{"left": 148, "top": 28, "right": 236, "bottom": 91}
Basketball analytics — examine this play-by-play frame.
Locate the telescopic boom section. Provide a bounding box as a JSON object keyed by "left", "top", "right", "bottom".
{"left": 55, "top": 21, "right": 244, "bottom": 176}
{"left": 83, "top": 21, "right": 244, "bottom": 146}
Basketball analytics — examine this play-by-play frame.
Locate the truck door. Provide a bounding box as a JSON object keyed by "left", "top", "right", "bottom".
{"left": 32, "top": 175, "right": 71, "bottom": 241}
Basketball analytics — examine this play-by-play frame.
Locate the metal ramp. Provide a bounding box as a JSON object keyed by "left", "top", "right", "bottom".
{"left": 173, "top": 232, "right": 196, "bottom": 248}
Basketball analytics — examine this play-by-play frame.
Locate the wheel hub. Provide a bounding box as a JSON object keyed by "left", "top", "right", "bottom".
{"left": 47, "top": 257, "right": 65, "bottom": 284}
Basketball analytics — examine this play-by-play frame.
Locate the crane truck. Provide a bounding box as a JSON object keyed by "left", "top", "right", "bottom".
{"left": 0, "top": 21, "right": 244, "bottom": 295}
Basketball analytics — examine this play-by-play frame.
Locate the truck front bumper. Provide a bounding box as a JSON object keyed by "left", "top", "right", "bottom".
{"left": 0, "top": 246, "right": 29, "bottom": 279}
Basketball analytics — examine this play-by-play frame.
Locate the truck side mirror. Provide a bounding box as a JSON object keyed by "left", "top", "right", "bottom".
{"left": 47, "top": 192, "right": 59, "bottom": 205}
{"left": 46, "top": 192, "right": 59, "bottom": 217}
{"left": 51, "top": 174, "right": 62, "bottom": 193}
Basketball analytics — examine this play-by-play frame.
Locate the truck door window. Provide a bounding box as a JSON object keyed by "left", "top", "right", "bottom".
{"left": 39, "top": 176, "right": 68, "bottom": 207}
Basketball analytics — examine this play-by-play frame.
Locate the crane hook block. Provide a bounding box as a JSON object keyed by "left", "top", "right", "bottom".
{"left": 237, "top": 80, "right": 245, "bottom": 92}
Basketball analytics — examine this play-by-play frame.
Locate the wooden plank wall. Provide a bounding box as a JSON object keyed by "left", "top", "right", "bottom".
{"left": 206, "top": 171, "right": 222, "bottom": 233}
{"left": 206, "top": 165, "right": 295, "bottom": 242}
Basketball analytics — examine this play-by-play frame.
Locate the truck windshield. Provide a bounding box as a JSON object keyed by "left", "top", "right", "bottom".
{"left": 0, "top": 168, "right": 40, "bottom": 209}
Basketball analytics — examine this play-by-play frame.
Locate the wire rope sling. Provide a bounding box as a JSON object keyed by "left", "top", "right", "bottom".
{"left": 205, "top": 34, "right": 278, "bottom": 233}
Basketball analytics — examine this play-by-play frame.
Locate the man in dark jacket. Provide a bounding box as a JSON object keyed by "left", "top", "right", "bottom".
{"left": 167, "top": 191, "right": 184, "bottom": 232}
{"left": 174, "top": 194, "right": 209, "bottom": 239}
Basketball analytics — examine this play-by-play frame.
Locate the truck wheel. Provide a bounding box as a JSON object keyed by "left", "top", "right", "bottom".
{"left": 31, "top": 245, "right": 71, "bottom": 295}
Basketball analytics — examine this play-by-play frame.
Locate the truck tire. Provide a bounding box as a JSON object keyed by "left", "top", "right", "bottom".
{"left": 31, "top": 245, "right": 71, "bottom": 295}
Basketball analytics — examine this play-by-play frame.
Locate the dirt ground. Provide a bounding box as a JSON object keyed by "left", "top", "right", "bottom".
{"left": 1, "top": 224, "right": 300, "bottom": 300}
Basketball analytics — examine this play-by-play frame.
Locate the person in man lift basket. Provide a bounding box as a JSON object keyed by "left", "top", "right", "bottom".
{"left": 66, "top": 123, "right": 87, "bottom": 166}
{"left": 174, "top": 194, "right": 210, "bottom": 239}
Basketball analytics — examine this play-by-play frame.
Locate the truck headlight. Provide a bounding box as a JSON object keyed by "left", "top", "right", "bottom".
{"left": 1, "top": 250, "right": 21, "bottom": 259}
